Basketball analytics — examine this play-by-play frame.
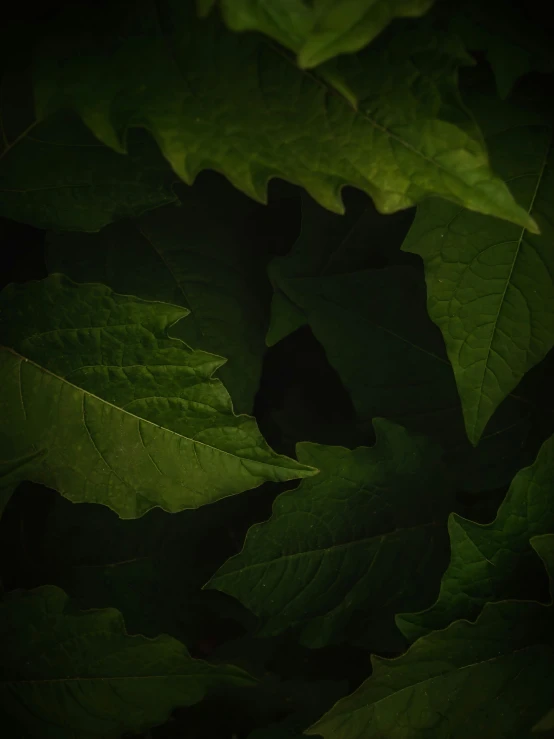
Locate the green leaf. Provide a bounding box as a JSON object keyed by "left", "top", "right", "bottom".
{"left": 0, "top": 54, "right": 178, "bottom": 231}
{"left": 47, "top": 175, "right": 272, "bottom": 412}
{"left": 306, "top": 534, "right": 554, "bottom": 739}
{"left": 396, "top": 433, "right": 554, "bottom": 642}
{"left": 0, "top": 585, "right": 255, "bottom": 738}
{"left": 200, "top": 0, "right": 435, "bottom": 69}
{"left": 268, "top": 192, "right": 537, "bottom": 490}
{"left": 32, "top": 0, "right": 538, "bottom": 231}
{"left": 401, "top": 91, "right": 554, "bottom": 444}
{"left": 12, "top": 479, "right": 272, "bottom": 647}
{"left": 206, "top": 419, "right": 453, "bottom": 649}
{"left": 0, "top": 274, "right": 315, "bottom": 518}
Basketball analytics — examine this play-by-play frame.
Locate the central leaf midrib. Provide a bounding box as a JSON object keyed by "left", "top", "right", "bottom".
{"left": 268, "top": 36, "right": 488, "bottom": 194}
{"left": 213, "top": 519, "right": 441, "bottom": 579}
{"left": 473, "top": 127, "right": 553, "bottom": 435}
{"left": 3, "top": 346, "right": 295, "bottom": 471}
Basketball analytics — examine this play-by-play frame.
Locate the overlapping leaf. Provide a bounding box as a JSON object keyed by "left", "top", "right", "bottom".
{"left": 206, "top": 419, "right": 453, "bottom": 649}
{"left": 266, "top": 189, "right": 416, "bottom": 347}
{"left": 0, "top": 275, "right": 314, "bottom": 518}
{"left": 199, "top": 0, "right": 435, "bottom": 68}
{"left": 0, "top": 53, "right": 178, "bottom": 231}
{"left": 31, "top": 0, "right": 538, "bottom": 230}
{"left": 47, "top": 176, "right": 272, "bottom": 412}
{"left": 402, "top": 91, "right": 554, "bottom": 444}
{"left": 447, "top": 0, "right": 554, "bottom": 99}
{"left": 307, "top": 534, "right": 554, "bottom": 739}
{"left": 0, "top": 585, "right": 255, "bottom": 738}
{"left": 396, "top": 432, "right": 554, "bottom": 642}
{"left": 8, "top": 478, "right": 276, "bottom": 647}
{"left": 268, "top": 192, "right": 536, "bottom": 490}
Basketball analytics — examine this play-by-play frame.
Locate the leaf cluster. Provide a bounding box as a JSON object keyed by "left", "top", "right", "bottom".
{"left": 1, "top": 1, "right": 553, "bottom": 737}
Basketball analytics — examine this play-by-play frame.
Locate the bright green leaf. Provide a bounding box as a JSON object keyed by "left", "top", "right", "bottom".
{"left": 206, "top": 419, "right": 453, "bottom": 649}
{"left": 47, "top": 176, "right": 272, "bottom": 412}
{"left": 200, "top": 0, "right": 435, "bottom": 69}
{"left": 0, "top": 585, "right": 255, "bottom": 738}
{"left": 307, "top": 534, "right": 554, "bottom": 739}
{"left": 32, "top": 0, "right": 538, "bottom": 231}
{"left": 402, "top": 92, "right": 554, "bottom": 444}
{"left": 0, "top": 275, "right": 315, "bottom": 518}
{"left": 396, "top": 432, "right": 554, "bottom": 642}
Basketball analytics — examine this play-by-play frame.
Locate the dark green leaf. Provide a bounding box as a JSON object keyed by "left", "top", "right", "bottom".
{"left": 0, "top": 585, "right": 255, "bottom": 738}
{"left": 397, "top": 433, "right": 554, "bottom": 642}
{"left": 0, "top": 58, "right": 178, "bottom": 231}
{"left": 307, "top": 534, "right": 554, "bottom": 739}
{"left": 268, "top": 192, "right": 536, "bottom": 490}
{"left": 448, "top": 1, "right": 554, "bottom": 99}
{"left": 206, "top": 419, "right": 453, "bottom": 649}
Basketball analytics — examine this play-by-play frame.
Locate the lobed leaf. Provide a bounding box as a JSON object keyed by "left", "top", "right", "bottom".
{"left": 396, "top": 432, "right": 554, "bottom": 642}
{"left": 402, "top": 91, "right": 554, "bottom": 444}
{"left": 200, "top": 0, "right": 435, "bottom": 69}
{"left": 0, "top": 275, "right": 315, "bottom": 518}
{"left": 32, "top": 0, "right": 538, "bottom": 231}
{"left": 306, "top": 535, "right": 554, "bottom": 739}
{"left": 206, "top": 419, "right": 453, "bottom": 649}
{"left": 47, "top": 176, "right": 272, "bottom": 412}
{"left": 0, "top": 585, "right": 255, "bottom": 738}
{"left": 0, "top": 52, "right": 178, "bottom": 231}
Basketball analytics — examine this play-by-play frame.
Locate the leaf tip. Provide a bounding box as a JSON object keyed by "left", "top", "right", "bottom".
{"left": 526, "top": 215, "right": 541, "bottom": 235}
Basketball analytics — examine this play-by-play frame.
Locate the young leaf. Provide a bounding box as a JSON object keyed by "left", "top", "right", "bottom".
{"left": 32, "top": 0, "right": 538, "bottom": 231}
{"left": 402, "top": 92, "right": 554, "bottom": 444}
{"left": 0, "top": 585, "right": 255, "bottom": 738}
{"left": 0, "top": 58, "right": 178, "bottom": 231}
{"left": 396, "top": 433, "right": 554, "bottom": 642}
{"left": 0, "top": 275, "right": 315, "bottom": 518}
{"left": 47, "top": 176, "right": 272, "bottom": 412}
{"left": 200, "top": 0, "right": 435, "bottom": 69}
{"left": 306, "top": 534, "right": 554, "bottom": 739}
{"left": 206, "top": 419, "right": 453, "bottom": 649}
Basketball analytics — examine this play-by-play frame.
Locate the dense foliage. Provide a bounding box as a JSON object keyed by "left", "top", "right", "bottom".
{"left": 1, "top": 1, "right": 553, "bottom": 737}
